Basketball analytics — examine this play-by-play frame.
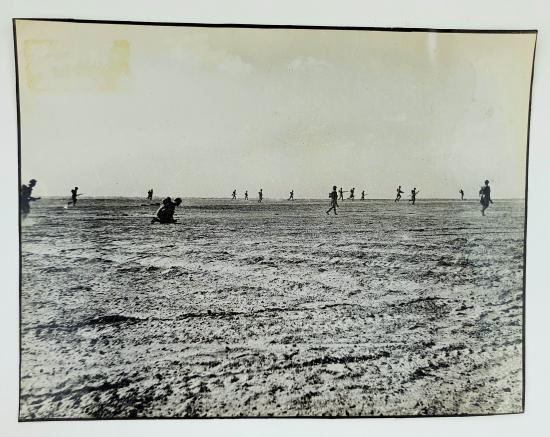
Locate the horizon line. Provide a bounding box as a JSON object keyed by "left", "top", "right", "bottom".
{"left": 34, "top": 196, "right": 526, "bottom": 201}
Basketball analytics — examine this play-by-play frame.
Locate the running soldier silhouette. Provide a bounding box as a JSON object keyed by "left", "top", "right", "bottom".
{"left": 326, "top": 185, "right": 339, "bottom": 215}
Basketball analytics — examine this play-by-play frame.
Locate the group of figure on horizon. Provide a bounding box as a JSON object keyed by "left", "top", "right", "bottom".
{"left": 394, "top": 186, "right": 420, "bottom": 204}
{"left": 19, "top": 181, "right": 81, "bottom": 216}
{"left": 229, "top": 187, "right": 369, "bottom": 203}
{"left": 326, "top": 186, "right": 369, "bottom": 215}
{"left": 148, "top": 181, "right": 492, "bottom": 221}
{"left": 223, "top": 184, "right": 484, "bottom": 209}
{"left": 231, "top": 188, "right": 269, "bottom": 202}
{"left": 334, "top": 187, "right": 371, "bottom": 201}
{"left": 19, "top": 179, "right": 494, "bottom": 221}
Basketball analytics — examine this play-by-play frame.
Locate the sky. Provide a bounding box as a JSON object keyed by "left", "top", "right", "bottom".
{"left": 16, "top": 20, "right": 536, "bottom": 198}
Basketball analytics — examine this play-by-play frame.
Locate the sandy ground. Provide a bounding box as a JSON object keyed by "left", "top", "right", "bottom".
{"left": 19, "top": 198, "right": 525, "bottom": 418}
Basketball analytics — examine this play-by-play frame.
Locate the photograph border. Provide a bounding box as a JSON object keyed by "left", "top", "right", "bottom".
{"left": 13, "top": 17, "right": 538, "bottom": 422}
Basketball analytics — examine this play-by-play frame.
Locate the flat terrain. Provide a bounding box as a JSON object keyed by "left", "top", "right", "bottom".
{"left": 19, "top": 198, "right": 525, "bottom": 418}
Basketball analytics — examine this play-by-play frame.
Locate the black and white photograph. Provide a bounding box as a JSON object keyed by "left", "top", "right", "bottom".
{"left": 14, "top": 17, "right": 536, "bottom": 420}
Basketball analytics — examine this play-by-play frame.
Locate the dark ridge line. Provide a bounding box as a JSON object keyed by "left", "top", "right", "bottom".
{"left": 19, "top": 377, "right": 135, "bottom": 403}
{"left": 409, "top": 361, "right": 451, "bottom": 381}
{"left": 292, "top": 351, "right": 391, "bottom": 368}
{"left": 394, "top": 231, "right": 524, "bottom": 237}
{"left": 153, "top": 304, "right": 374, "bottom": 321}
{"left": 23, "top": 314, "right": 144, "bottom": 333}
{"left": 393, "top": 296, "right": 446, "bottom": 307}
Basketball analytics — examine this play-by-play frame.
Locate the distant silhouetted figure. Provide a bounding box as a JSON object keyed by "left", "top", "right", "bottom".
{"left": 460, "top": 189, "right": 464, "bottom": 200}
{"left": 395, "top": 186, "right": 404, "bottom": 202}
{"left": 349, "top": 188, "right": 355, "bottom": 201}
{"left": 258, "top": 188, "right": 263, "bottom": 203}
{"left": 408, "top": 188, "right": 420, "bottom": 205}
{"left": 288, "top": 190, "right": 294, "bottom": 201}
{"left": 151, "top": 197, "right": 182, "bottom": 224}
{"left": 360, "top": 190, "right": 365, "bottom": 200}
{"left": 479, "top": 180, "right": 493, "bottom": 216}
{"left": 232, "top": 189, "right": 237, "bottom": 200}
{"left": 20, "top": 179, "right": 39, "bottom": 216}
{"left": 244, "top": 190, "right": 248, "bottom": 200}
{"left": 70, "top": 187, "right": 79, "bottom": 206}
{"left": 338, "top": 187, "right": 344, "bottom": 201}
{"left": 147, "top": 189, "right": 153, "bottom": 200}
{"left": 326, "top": 185, "right": 339, "bottom": 215}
